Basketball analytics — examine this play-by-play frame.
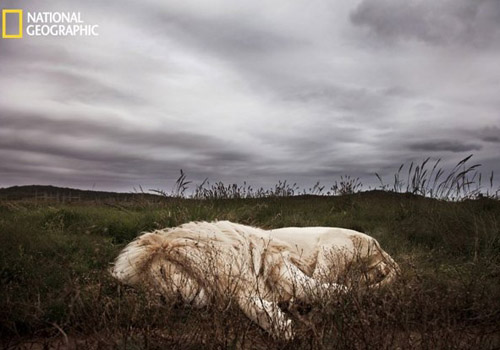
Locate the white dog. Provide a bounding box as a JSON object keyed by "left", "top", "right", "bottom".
{"left": 111, "top": 221, "right": 399, "bottom": 339}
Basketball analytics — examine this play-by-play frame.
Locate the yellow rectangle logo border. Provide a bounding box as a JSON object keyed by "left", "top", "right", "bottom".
{"left": 2, "top": 9, "right": 23, "bottom": 39}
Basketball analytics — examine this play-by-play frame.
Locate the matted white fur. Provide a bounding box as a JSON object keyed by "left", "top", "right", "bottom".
{"left": 110, "top": 221, "right": 399, "bottom": 339}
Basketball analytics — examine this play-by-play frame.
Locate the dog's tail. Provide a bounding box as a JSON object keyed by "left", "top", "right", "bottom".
{"left": 110, "top": 232, "right": 168, "bottom": 285}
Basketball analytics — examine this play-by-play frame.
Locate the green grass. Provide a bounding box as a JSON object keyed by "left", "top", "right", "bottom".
{"left": 1, "top": 193, "right": 499, "bottom": 349}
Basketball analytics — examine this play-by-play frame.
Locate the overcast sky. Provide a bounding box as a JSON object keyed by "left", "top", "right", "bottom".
{"left": 1, "top": 0, "right": 499, "bottom": 192}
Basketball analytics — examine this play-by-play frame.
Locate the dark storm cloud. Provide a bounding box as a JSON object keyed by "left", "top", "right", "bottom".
{"left": 0, "top": 111, "right": 253, "bottom": 164}
{"left": 0, "top": 108, "right": 254, "bottom": 190}
{"left": 0, "top": 139, "right": 251, "bottom": 191}
{"left": 476, "top": 126, "right": 500, "bottom": 143}
{"left": 351, "top": 0, "right": 500, "bottom": 48}
{"left": 408, "top": 140, "right": 483, "bottom": 153}
{"left": 0, "top": 111, "right": 223, "bottom": 150}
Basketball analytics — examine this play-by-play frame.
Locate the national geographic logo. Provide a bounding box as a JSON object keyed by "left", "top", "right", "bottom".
{"left": 2, "top": 9, "right": 23, "bottom": 38}
{"left": 2, "top": 9, "right": 99, "bottom": 39}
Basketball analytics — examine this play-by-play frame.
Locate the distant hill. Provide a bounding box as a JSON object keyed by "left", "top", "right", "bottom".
{"left": 0, "top": 185, "right": 165, "bottom": 202}
{"left": 0, "top": 184, "right": 423, "bottom": 202}
{"left": 1, "top": 185, "right": 493, "bottom": 204}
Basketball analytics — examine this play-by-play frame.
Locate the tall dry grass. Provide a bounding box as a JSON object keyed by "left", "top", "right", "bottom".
{"left": 144, "top": 156, "right": 498, "bottom": 201}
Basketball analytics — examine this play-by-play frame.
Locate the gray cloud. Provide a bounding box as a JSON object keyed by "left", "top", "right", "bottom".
{"left": 153, "top": 10, "right": 301, "bottom": 55}
{"left": 476, "top": 126, "right": 500, "bottom": 143}
{"left": 351, "top": 0, "right": 500, "bottom": 48}
{"left": 408, "top": 140, "right": 483, "bottom": 153}
{"left": 0, "top": 110, "right": 235, "bottom": 152}
{"left": 0, "top": 109, "right": 255, "bottom": 189}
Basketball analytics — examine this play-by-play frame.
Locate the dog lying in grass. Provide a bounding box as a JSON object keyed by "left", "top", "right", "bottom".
{"left": 111, "top": 221, "right": 399, "bottom": 340}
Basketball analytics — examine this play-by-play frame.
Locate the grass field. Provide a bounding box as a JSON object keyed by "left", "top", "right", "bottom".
{"left": 1, "top": 186, "right": 499, "bottom": 349}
